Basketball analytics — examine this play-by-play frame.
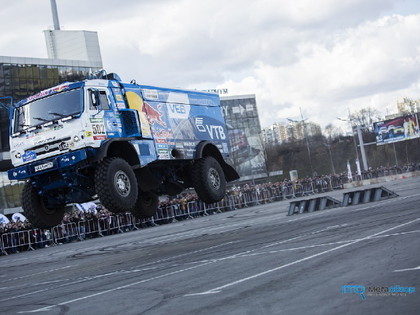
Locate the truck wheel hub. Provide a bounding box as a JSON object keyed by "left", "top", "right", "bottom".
{"left": 114, "top": 170, "right": 131, "bottom": 196}
{"left": 209, "top": 167, "right": 220, "bottom": 190}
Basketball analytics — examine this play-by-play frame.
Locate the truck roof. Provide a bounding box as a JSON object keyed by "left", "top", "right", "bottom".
{"left": 15, "top": 78, "right": 221, "bottom": 108}
{"left": 122, "top": 83, "right": 220, "bottom": 107}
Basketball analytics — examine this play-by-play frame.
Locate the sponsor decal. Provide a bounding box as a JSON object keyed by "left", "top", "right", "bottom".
{"left": 142, "top": 89, "right": 159, "bottom": 100}
{"left": 104, "top": 112, "right": 119, "bottom": 135}
{"left": 26, "top": 84, "right": 70, "bottom": 102}
{"left": 93, "top": 135, "right": 107, "bottom": 140}
{"left": 11, "top": 169, "right": 28, "bottom": 179}
{"left": 90, "top": 118, "right": 103, "bottom": 123}
{"left": 59, "top": 142, "right": 69, "bottom": 151}
{"left": 22, "top": 151, "right": 37, "bottom": 162}
{"left": 154, "top": 130, "right": 174, "bottom": 138}
{"left": 34, "top": 136, "right": 57, "bottom": 146}
{"left": 157, "top": 148, "right": 170, "bottom": 159}
{"left": 168, "top": 103, "right": 190, "bottom": 119}
{"left": 222, "top": 142, "right": 228, "bottom": 153}
{"left": 195, "top": 117, "right": 226, "bottom": 140}
{"left": 143, "top": 102, "right": 166, "bottom": 127}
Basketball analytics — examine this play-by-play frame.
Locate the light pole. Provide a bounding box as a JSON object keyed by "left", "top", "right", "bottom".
{"left": 337, "top": 116, "right": 369, "bottom": 172}
{"left": 355, "top": 124, "right": 369, "bottom": 171}
{"left": 323, "top": 142, "right": 336, "bottom": 175}
{"left": 288, "top": 107, "right": 314, "bottom": 176}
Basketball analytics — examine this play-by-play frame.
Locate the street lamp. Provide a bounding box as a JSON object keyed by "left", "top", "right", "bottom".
{"left": 323, "top": 142, "right": 336, "bottom": 175}
{"left": 337, "top": 116, "right": 369, "bottom": 172}
{"left": 287, "top": 107, "right": 314, "bottom": 176}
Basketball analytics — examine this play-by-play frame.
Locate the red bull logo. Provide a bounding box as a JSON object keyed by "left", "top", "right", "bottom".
{"left": 143, "top": 102, "right": 167, "bottom": 127}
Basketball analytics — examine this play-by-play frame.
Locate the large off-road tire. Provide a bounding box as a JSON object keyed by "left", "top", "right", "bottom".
{"left": 192, "top": 156, "right": 226, "bottom": 203}
{"left": 131, "top": 190, "right": 159, "bottom": 219}
{"left": 22, "top": 181, "right": 65, "bottom": 229}
{"left": 95, "top": 157, "right": 138, "bottom": 213}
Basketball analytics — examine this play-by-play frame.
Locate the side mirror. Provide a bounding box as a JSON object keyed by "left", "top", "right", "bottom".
{"left": 89, "top": 89, "right": 101, "bottom": 107}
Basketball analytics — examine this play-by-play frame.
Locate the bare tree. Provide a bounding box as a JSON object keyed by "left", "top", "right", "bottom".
{"left": 349, "top": 107, "right": 382, "bottom": 131}
{"left": 401, "top": 97, "right": 419, "bottom": 114}
{"left": 324, "top": 123, "right": 343, "bottom": 140}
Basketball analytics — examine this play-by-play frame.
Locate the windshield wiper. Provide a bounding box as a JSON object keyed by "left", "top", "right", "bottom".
{"left": 49, "top": 112, "right": 67, "bottom": 118}
{"left": 51, "top": 112, "right": 79, "bottom": 120}
{"left": 33, "top": 117, "right": 50, "bottom": 122}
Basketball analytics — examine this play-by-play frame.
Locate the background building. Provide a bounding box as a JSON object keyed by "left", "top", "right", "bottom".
{"left": 221, "top": 94, "right": 267, "bottom": 181}
{"left": 262, "top": 121, "right": 322, "bottom": 145}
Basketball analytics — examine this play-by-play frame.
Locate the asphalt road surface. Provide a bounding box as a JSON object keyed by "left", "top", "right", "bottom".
{"left": 1, "top": 177, "right": 419, "bottom": 315}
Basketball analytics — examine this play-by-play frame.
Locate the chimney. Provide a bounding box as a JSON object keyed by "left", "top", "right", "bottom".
{"left": 50, "top": 0, "right": 61, "bottom": 30}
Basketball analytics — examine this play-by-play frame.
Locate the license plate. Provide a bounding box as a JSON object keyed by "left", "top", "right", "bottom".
{"left": 34, "top": 161, "right": 54, "bottom": 172}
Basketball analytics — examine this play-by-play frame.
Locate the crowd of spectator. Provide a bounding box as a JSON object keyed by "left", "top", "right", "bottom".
{"left": 2, "top": 162, "right": 420, "bottom": 255}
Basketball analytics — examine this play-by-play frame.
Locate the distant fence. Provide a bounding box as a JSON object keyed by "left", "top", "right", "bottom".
{"left": 0, "top": 179, "right": 338, "bottom": 256}
{"left": 0, "top": 175, "right": 350, "bottom": 256}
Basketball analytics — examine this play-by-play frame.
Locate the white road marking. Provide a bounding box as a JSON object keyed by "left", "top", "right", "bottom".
{"left": 185, "top": 217, "right": 420, "bottom": 296}
{"left": 16, "top": 241, "right": 239, "bottom": 313}
{"left": 19, "top": 261, "right": 217, "bottom": 313}
{"left": 16, "top": 205, "right": 420, "bottom": 311}
{"left": 1, "top": 265, "right": 73, "bottom": 283}
{"left": 394, "top": 266, "right": 420, "bottom": 272}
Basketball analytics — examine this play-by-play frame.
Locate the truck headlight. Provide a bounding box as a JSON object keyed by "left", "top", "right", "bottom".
{"left": 15, "top": 152, "right": 21, "bottom": 159}
{"left": 73, "top": 135, "right": 80, "bottom": 142}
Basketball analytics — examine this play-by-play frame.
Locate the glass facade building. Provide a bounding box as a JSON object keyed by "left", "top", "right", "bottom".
{"left": 221, "top": 95, "right": 267, "bottom": 181}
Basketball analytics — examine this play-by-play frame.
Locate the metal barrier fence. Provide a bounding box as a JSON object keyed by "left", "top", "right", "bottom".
{"left": 0, "top": 176, "right": 350, "bottom": 256}
{"left": 0, "top": 181, "right": 339, "bottom": 255}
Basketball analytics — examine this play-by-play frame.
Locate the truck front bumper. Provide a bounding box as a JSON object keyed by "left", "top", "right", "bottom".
{"left": 8, "top": 149, "right": 88, "bottom": 181}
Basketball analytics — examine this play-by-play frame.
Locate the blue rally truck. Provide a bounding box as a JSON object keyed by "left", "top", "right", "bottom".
{"left": 7, "top": 72, "right": 239, "bottom": 228}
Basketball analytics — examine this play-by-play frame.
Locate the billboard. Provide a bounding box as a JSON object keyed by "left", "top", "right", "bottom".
{"left": 220, "top": 95, "right": 267, "bottom": 181}
{"left": 373, "top": 113, "right": 420, "bottom": 145}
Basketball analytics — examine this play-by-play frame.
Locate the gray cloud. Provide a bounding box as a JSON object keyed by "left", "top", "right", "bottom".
{"left": 1, "top": 0, "right": 420, "bottom": 129}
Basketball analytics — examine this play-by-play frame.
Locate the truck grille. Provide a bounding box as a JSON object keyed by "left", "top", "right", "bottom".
{"left": 26, "top": 137, "right": 71, "bottom": 157}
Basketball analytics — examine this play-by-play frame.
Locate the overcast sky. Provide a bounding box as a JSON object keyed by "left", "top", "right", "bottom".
{"left": 1, "top": 0, "right": 420, "bottom": 130}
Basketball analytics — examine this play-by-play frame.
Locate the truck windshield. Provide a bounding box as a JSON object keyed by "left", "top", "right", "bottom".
{"left": 14, "top": 88, "right": 82, "bottom": 133}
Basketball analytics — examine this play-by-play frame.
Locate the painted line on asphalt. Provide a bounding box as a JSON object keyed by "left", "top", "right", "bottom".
{"left": 0, "top": 265, "right": 73, "bottom": 283}
{"left": 394, "top": 266, "right": 420, "bottom": 272}
{"left": 18, "top": 260, "right": 218, "bottom": 313}
{"left": 228, "top": 229, "right": 420, "bottom": 259}
{"left": 16, "top": 241, "right": 239, "bottom": 313}
{"left": 184, "top": 217, "right": 420, "bottom": 296}
{"left": 16, "top": 196, "right": 420, "bottom": 311}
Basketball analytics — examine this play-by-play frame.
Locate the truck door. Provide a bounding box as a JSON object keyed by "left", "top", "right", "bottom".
{"left": 87, "top": 88, "right": 121, "bottom": 140}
